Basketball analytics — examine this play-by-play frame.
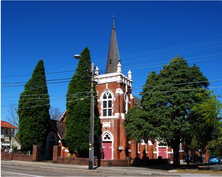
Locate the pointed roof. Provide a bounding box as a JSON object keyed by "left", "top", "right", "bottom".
{"left": 106, "top": 16, "right": 121, "bottom": 74}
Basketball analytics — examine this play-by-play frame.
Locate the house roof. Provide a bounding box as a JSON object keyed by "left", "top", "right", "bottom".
{"left": 50, "top": 120, "right": 66, "bottom": 139}
{"left": 133, "top": 95, "right": 141, "bottom": 106}
{"left": 1, "top": 121, "right": 18, "bottom": 129}
{"left": 58, "top": 109, "right": 67, "bottom": 122}
{"left": 105, "top": 16, "right": 121, "bottom": 74}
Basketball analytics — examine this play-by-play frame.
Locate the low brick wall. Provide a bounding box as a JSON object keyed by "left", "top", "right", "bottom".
{"left": 58, "top": 157, "right": 90, "bottom": 165}
{"left": 1, "top": 152, "right": 33, "bottom": 161}
{"left": 57, "top": 157, "right": 130, "bottom": 166}
{"left": 97, "top": 159, "right": 130, "bottom": 166}
{"left": 1, "top": 153, "right": 10, "bottom": 160}
{"left": 1, "top": 145, "right": 40, "bottom": 162}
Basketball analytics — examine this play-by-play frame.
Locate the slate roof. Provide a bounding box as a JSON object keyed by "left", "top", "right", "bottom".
{"left": 133, "top": 95, "right": 141, "bottom": 106}
{"left": 105, "top": 16, "right": 121, "bottom": 74}
{"left": 1, "top": 121, "right": 18, "bottom": 129}
{"left": 50, "top": 120, "right": 66, "bottom": 139}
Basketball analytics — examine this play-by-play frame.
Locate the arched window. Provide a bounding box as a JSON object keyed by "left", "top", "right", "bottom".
{"left": 102, "top": 92, "right": 113, "bottom": 116}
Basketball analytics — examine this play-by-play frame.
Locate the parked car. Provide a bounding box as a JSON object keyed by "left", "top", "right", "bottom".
{"left": 209, "top": 156, "right": 221, "bottom": 164}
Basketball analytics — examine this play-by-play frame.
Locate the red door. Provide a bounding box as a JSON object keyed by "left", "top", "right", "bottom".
{"left": 102, "top": 142, "right": 112, "bottom": 159}
{"left": 158, "top": 147, "right": 167, "bottom": 159}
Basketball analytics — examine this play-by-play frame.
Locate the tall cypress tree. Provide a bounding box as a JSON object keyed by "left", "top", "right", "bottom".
{"left": 66, "top": 47, "right": 100, "bottom": 157}
{"left": 18, "top": 60, "right": 50, "bottom": 152}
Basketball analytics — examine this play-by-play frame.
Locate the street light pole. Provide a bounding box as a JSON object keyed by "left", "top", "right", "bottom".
{"left": 89, "top": 62, "right": 94, "bottom": 169}
{"left": 74, "top": 54, "right": 94, "bottom": 169}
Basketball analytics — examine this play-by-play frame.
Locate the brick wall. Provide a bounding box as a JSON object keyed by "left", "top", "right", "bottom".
{"left": 97, "top": 159, "right": 130, "bottom": 166}
{"left": 1, "top": 145, "right": 39, "bottom": 162}
{"left": 56, "top": 157, "right": 130, "bottom": 166}
{"left": 54, "top": 144, "right": 130, "bottom": 166}
{"left": 1, "top": 152, "right": 33, "bottom": 161}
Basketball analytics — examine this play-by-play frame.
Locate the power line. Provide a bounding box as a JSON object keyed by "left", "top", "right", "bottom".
{"left": 1, "top": 79, "right": 222, "bottom": 99}
{"left": 1, "top": 91, "right": 91, "bottom": 101}
{"left": 2, "top": 39, "right": 222, "bottom": 78}
{"left": 2, "top": 54, "right": 222, "bottom": 87}
{"left": 1, "top": 70, "right": 76, "bottom": 78}
{"left": 3, "top": 85, "right": 222, "bottom": 110}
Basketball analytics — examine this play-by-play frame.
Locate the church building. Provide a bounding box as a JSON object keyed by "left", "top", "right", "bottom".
{"left": 94, "top": 16, "right": 134, "bottom": 160}
{"left": 46, "top": 17, "right": 184, "bottom": 162}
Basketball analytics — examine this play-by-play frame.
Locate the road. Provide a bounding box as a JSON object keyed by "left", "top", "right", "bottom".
{"left": 1, "top": 160, "right": 139, "bottom": 177}
{"left": 2, "top": 160, "right": 222, "bottom": 177}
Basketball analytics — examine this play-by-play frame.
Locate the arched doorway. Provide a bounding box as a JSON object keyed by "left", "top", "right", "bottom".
{"left": 102, "top": 131, "right": 114, "bottom": 159}
{"left": 46, "top": 131, "right": 58, "bottom": 159}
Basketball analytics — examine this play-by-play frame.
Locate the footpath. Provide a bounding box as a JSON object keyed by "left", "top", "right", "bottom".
{"left": 3, "top": 160, "right": 222, "bottom": 177}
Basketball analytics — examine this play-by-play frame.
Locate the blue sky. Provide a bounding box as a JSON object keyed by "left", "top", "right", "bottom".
{"left": 1, "top": 1, "right": 222, "bottom": 123}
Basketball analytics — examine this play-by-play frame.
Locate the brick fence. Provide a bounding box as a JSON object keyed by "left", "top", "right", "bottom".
{"left": 1, "top": 145, "right": 40, "bottom": 162}
{"left": 53, "top": 146, "right": 131, "bottom": 166}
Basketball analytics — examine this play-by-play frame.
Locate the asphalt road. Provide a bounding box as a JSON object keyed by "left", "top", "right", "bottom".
{"left": 1, "top": 160, "right": 138, "bottom": 177}
{"left": 2, "top": 160, "right": 222, "bottom": 177}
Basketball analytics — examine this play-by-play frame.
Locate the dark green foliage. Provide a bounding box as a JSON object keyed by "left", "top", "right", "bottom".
{"left": 18, "top": 60, "right": 50, "bottom": 151}
{"left": 124, "top": 55, "right": 210, "bottom": 167}
{"left": 66, "top": 47, "right": 100, "bottom": 156}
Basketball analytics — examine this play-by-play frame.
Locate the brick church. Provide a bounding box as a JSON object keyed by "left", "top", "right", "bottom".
{"left": 46, "top": 17, "right": 184, "bottom": 162}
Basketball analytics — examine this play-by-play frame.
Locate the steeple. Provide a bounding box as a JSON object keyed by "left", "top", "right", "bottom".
{"left": 105, "top": 16, "right": 121, "bottom": 74}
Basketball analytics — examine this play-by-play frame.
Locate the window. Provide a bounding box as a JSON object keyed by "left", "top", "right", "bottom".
{"left": 102, "top": 92, "right": 113, "bottom": 116}
{"left": 159, "top": 142, "right": 167, "bottom": 147}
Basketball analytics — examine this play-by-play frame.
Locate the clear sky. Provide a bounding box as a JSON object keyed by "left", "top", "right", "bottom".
{"left": 1, "top": 1, "right": 222, "bottom": 122}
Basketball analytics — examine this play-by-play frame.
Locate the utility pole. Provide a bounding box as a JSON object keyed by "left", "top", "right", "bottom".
{"left": 89, "top": 62, "right": 94, "bottom": 169}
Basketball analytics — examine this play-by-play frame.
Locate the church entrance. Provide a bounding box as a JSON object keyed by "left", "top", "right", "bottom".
{"left": 46, "top": 131, "right": 57, "bottom": 160}
{"left": 102, "top": 142, "right": 112, "bottom": 159}
{"left": 158, "top": 147, "right": 167, "bottom": 159}
{"left": 101, "top": 131, "right": 113, "bottom": 159}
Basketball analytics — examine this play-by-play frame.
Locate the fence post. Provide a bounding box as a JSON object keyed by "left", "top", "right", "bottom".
{"left": 32, "top": 145, "right": 40, "bottom": 161}
{"left": 53, "top": 146, "right": 60, "bottom": 163}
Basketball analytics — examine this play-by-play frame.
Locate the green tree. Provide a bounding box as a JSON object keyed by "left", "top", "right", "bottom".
{"left": 66, "top": 47, "right": 100, "bottom": 157}
{"left": 189, "top": 90, "right": 221, "bottom": 155}
{"left": 18, "top": 60, "right": 50, "bottom": 152}
{"left": 191, "top": 90, "right": 222, "bottom": 127}
{"left": 124, "top": 55, "right": 209, "bottom": 167}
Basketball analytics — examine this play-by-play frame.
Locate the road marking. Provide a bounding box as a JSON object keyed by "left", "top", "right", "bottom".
{"left": 2, "top": 171, "right": 43, "bottom": 177}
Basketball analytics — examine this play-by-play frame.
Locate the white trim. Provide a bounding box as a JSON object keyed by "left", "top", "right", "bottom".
{"left": 100, "top": 113, "right": 119, "bottom": 119}
{"left": 121, "top": 113, "right": 125, "bottom": 119}
{"left": 99, "top": 89, "right": 114, "bottom": 117}
{"left": 130, "top": 94, "right": 134, "bottom": 100}
{"left": 94, "top": 72, "right": 133, "bottom": 88}
{"left": 65, "top": 149, "right": 69, "bottom": 152}
{"left": 137, "top": 143, "right": 140, "bottom": 154}
{"left": 103, "top": 122, "right": 111, "bottom": 128}
{"left": 148, "top": 140, "right": 153, "bottom": 145}
{"left": 115, "top": 88, "right": 124, "bottom": 94}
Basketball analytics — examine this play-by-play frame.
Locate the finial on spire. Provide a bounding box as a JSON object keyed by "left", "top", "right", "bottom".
{"left": 112, "top": 14, "right": 115, "bottom": 30}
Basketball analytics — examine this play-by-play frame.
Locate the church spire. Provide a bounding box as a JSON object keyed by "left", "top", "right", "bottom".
{"left": 105, "top": 16, "right": 121, "bottom": 74}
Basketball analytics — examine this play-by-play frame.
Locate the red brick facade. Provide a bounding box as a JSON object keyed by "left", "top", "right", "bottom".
{"left": 95, "top": 81, "right": 133, "bottom": 160}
